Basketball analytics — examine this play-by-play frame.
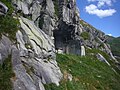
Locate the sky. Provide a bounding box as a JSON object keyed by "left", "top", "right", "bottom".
{"left": 76, "top": 0, "right": 120, "bottom": 37}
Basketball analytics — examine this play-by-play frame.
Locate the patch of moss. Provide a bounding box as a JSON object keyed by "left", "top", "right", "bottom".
{"left": 0, "top": 55, "right": 15, "bottom": 90}
{"left": 80, "top": 32, "right": 90, "bottom": 40}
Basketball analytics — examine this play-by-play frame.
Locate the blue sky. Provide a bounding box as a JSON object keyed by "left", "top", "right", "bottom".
{"left": 76, "top": 0, "right": 120, "bottom": 37}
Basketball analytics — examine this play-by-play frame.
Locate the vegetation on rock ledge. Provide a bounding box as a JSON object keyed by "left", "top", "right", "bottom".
{"left": 0, "top": 0, "right": 19, "bottom": 40}
{"left": 80, "top": 32, "right": 90, "bottom": 40}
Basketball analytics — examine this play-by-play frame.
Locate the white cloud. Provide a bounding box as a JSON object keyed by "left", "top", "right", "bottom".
{"left": 88, "top": 0, "right": 115, "bottom": 7}
{"left": 107, "top": 34, "right": 112, "bottom": 36}
{"left": 85, "top": 0, "right": 116, "bottom": 18}
{"left": 85, "top": 4, "right": 116, "bottom": 18}
{"left": 85, "top": 4, "right": 97, "bottom": 11}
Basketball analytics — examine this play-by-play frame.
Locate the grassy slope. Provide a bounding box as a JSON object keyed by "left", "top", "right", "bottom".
{"left": 107, "top": 36, "right": 120, "bottom": 57}
{"left": 45, "top": 54, "right": 120, "bottom": 90}
{"left": 107, "top": 36, "right": 120, "bottom": 64}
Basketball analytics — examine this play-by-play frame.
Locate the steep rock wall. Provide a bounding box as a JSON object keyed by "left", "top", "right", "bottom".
{"left": 0, "top": 1, "right": 62, "bottom": 90}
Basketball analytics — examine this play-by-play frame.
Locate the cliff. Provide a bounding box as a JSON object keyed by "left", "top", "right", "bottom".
{"left": 0, "top": 0, "right": 120, "bottom": 90}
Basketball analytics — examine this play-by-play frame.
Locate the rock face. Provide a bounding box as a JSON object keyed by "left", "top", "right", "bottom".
{"left": 0, "top": 1, "right": 8, "bottom": 15}
{"left": 12, "top": 17, "right": 62, "bottom": 90}
{"left": 0, "top": 0, "right": 117, "bottom": 90}
{"left": 0, "top": 35, "right": 12, "bottom": 64}
{"left": 12, "top": 0, "right": 56, "bottom": 37}
{"left": 53, "top": 0, "right": 114, "bottom": 58}
{"left": 0, "top": 0, "right": 62, "bottom": 90}
{"left": 54, "top": 0, "right": 82, "bottom": 55}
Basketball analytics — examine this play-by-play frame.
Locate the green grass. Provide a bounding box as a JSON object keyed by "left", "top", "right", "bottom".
{"left": 86, "top": 48, "right": 120, "bottom": 74}
{"left": 0, "top": 55, "right": 15, "bottom": 90}
{"left": 86, "top": 48, "right": 110, "bottom": 60}
{"left": 107, "top": 36, "right": 120, "bottom": 57}
{"left": 107, "top": 36, "right": 120, "bottom": 73}
{"left": 0, "top": 15, "right": 19, "bottom": 40}
{"left": 0, "top": 1, "right": 19, "bottom": 40}
{"left": 45, "top": 54, "right": 120, "bottom": 90}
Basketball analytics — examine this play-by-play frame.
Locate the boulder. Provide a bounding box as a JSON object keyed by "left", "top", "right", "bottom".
{"left": 81, "top": 46, "right": 85, "bottom": 56}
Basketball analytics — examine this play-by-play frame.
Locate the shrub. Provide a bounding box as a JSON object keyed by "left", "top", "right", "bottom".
{"left": 0, "top": 15, "right": 19, "bottom": 40}
{"left": 80, "top": 32, "right": 90, "bottom": 40}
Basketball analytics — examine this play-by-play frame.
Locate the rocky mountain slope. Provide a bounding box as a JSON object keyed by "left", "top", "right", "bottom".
{"left": 107, "top": 36, "right": 120, "bottom": 70}
{"left": 107, "top": 36, "right": 120, "bottom": 57}
{"left": 0, "top": 0, "right": 120, "bottom": 90}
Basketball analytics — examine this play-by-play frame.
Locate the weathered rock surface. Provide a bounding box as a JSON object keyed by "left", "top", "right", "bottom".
{"left": 12, "top": 0, "right": 116, "bottom": 62}
{"left": 0, "top": 35, "right": 12, "bottom": 63}
{"left": 0, "top": 1, "right": 8, "bottom": 15}
{"left": 0, "top": 0, "right": 63, "bottom": 90}
{"left": 12, "top": 17, "right": 62, "bottom": 90}
{"left": 12, "top": 0, "right": 56, "bottom": 37}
